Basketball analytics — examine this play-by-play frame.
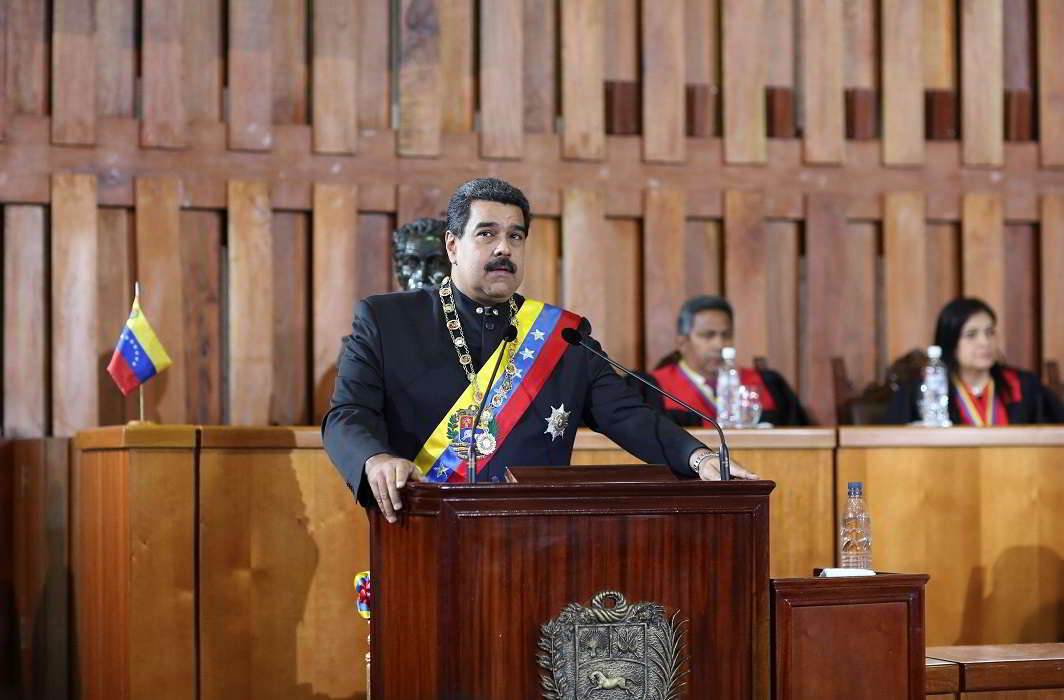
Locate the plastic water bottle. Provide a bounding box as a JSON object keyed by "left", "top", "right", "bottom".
{"left": 839, "top": 482, "right": 872, "bottom": 569}
{"left": 715, "top": 347, "right": 740, "bottom": 427}
{"left": 920, "top": 345, "right": 952, "bottom": 427}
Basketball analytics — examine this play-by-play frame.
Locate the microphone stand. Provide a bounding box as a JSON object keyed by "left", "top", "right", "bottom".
{"left": 561, "top": 329, "right": 731, "bottom": 480}
{"left": 467, "top": 326, "right": 516, "bottom": 483}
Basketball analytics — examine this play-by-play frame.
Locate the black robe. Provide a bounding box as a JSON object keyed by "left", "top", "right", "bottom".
{"left": 885, "top": 365, "right": 1064, "bottom": 425}
{"left": 322, "top": 286, "right": 705, "bottom": 506}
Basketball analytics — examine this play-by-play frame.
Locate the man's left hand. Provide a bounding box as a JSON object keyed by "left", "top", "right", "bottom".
{"left": 691, "top": 448, "right": 758, "bottom": 480}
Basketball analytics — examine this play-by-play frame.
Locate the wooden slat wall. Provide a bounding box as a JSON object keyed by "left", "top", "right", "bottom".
{"left": 0, "top": 1, "right": 1061, "bottom": 439}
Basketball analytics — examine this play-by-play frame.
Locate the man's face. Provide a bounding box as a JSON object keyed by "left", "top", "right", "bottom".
{"left": 677, "top": 310, "right": 733, "bottom": 377}
{"left": 394, "top": 228, "right": 449, "bottom": 290}
{"left": 445, "top": 200, "right": 527, "bottom": 304}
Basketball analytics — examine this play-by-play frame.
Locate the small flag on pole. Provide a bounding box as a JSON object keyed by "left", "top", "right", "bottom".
{"left": 106, "top": 290, "right": 172, "bottom": 396}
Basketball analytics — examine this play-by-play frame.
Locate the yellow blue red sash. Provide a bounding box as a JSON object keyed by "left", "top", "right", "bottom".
{"left": 414, "top": 299, "right": 582, "bottom": 482}
{"left": 952, "top": 377, "right": 1008, "bottom": 426}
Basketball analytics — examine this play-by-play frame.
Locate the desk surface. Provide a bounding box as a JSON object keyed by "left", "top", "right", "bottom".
{"left": 839, "top": 425, "right": 1064, "bottom": 447}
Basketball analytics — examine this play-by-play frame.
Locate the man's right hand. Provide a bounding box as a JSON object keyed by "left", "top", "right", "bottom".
{"left": 364, "top": 454, "right": 422, "bottom": 523}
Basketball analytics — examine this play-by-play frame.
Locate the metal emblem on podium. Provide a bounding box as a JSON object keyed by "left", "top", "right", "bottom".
{"left": 537, "top": 591, "right": 689, "bottom": 700}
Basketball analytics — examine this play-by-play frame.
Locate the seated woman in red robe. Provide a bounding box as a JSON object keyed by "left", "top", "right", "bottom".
{"left": 886, "top": 297, "right": 1064, "bottom": 425}
{"left": 631, "top": 295, "right": 810, "bottom": 427}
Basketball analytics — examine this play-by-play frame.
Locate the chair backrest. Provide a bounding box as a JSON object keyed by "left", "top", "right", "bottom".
{"left": 1046, "top": 360, "right": 1063, "bottom": 400}
{"left": 832, "top": 350, "right": 928, "bottom": 425}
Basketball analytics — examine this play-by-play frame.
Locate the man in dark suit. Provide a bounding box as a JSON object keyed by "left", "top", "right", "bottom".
{"left": 323, "top": 178, "right": 754, "bottom": 522}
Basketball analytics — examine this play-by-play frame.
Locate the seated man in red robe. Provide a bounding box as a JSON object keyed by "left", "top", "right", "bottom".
{"left": 634, "top": 295, "right": 810, "bottom": 427}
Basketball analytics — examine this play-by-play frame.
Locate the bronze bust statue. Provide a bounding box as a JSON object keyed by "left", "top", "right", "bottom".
{"left": 392, "top": 217, "right": 449, "bottom": 290}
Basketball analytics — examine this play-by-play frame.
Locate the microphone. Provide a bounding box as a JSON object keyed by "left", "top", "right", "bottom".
{"left": 468, "top": 324, "right": 519, "bottom": 483}
{"left": 560, "top": 327, "right": 731, "bottom": 480}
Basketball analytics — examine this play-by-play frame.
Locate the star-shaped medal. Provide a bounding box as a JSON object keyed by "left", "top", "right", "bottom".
{"left": 520, "top": 347, "right": 536, "bottom": 361}
{"left": 530, "top": 329, "right": 545, "bottom": 341}
{"left": 544, "top": 403, "right": 570, "bottom": 441}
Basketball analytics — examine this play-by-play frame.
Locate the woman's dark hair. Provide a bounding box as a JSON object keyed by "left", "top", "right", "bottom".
{"left": 933, "top": 297, "right": 1012, "bottom": 402}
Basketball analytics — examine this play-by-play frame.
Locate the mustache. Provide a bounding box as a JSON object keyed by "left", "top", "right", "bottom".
{"left": 485, "top": 258, "right": 516, "bottom": 273}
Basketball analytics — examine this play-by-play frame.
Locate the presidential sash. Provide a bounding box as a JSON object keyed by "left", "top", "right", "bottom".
{"left": 953, "top": 377, "right": 1009, "bottom": 426}
{"left": 414, "top": 299, "right": 582, "bottom": 482}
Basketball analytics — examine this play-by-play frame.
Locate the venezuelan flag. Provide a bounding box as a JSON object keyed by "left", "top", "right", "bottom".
{"left": 106, "top": 297, "right": 172, "bottom": 396}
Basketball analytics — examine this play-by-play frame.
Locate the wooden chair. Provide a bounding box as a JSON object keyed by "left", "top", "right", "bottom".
{"left": 832, "top": 350, "right": 927, "bottom": 425}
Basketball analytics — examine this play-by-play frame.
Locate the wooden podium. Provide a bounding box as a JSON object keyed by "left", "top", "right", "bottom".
{"left": 369, "top": 466, "right": 775, "bottom": 699}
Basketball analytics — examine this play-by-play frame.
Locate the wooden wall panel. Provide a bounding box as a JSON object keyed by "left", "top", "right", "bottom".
{"left": 357, "top": 0, "right": 391, "bottom": 131}
{"left": 0, "top": 442, "right": 10, "bottom": 696}
{"left": 312, "top": 184, "right": 358, "bottom": 424}
{"left": 227, "top": 181, "right": 274, "bottom": 425}
{"left": 804, "top": 198, "right": 876, "bottom": 424}
{"left": 7, "top": 0, "right": 49, "bottom": 115}
{"left": 605, "top": 219, "right": 642, "bottom": 370}
{"left": 604, "top": 0, "right": 639, "bottom": 137}
{"left": 272, "top": 0, "right": 308, "bottom": 125}
{"left": 562, "top": 189, "right": 609, "bottom": 340}
{"left": 685, "top": 0, "right": 719, "bottom": 138}
{"left": 1003, "top": 224, "right": 1038, "bottom": 371}
{"left": 1039, "top": 0, "right": 1064, "bottom": 165}
{"left": 523, "top": 0, "right": 557, "bottom": 134}
{"left": 843, "top": 0, "right": 878, "bottom": 140}
{"left": 142, "top": 0, "right": 186, "bottom": 148}
{"left": 884, "top": 192, "right": 929, "bottom": 361}
{"left": 397, "top": 183, "right": 446, "bottom": 230}
{"left": 398, "top": 0, "right": 442, "bottom": 156}
{"left": 481, "top": 0, "right": 524, "bottom": 158}
{"left": 882, "top": 0, "right": 924, "bottom": 164}
{"left": 722, "top": 0, "right": 766, "bottom": 163}
{"left": 763, "top": 220, "right": 800, "bottom": 387}
{"left": 517, "top": 217, "right": 560, "bottom": 308}
{"left": 961, "top": 0, "right": 1004, "bottom": 165}
{"left": 924, "top": 0, "right": 958, "bottom": 139}
{"left": 684, "top": 219, "right": 723, "bottom": 299}
{"left": 439, "top": 0, "right": 474, "bottom": 133}
{"left": 96, "top": 208, "right": 135, "bottom": 426}
{"left": 926, "top": 221, "right": 962, "bottom": 321}
{"left": 179, "top": 284, "right": 226, "bottom": 429}
{"left": 962, "top": 193, "right": 1007, "bottom": 341}
{"left": 228, "top": 0, "right": 274, "bottom": 150}
{"left": 642, "top": 2, "right": 685, "bottom": 162}
{"left": 1003, "top": 0, "right": 1035, "bottom": 142}
{"left": 52, "top": 0, "right": 96, "bottom": 145}
{"left": 95, "top": 0, "right": 135, "bottom": 118}
{"left": 51, "top": 174, "right": 98, "bottom": 437}
{"left": 272, "top": 212, "right": 310, "bottom": 426}
{"left": 764, "top": 0, "right": 795, "bottom": 139}
{"left": 4, "top": 207, "right": 48, "bottom": 436}
{"left": 562, "top": 0, "right": 605, "bottom": 160}
{"left": 1042, "top": 197, "right": 1064, "bottom": 374}
{"left": 356, "top": 213, "right": 395, "bottom": 298}
{"left": 12, "top": 439, "right": 71, "bottom": 700}
{"left": 135, "top": 177, "right": 188, "bottom": 424}
{"left": 183, "top": 0, "right": 224, "bottom": 123}
{"left": 312, "top": 0, "right": 358, "bottom": 154}
{"left": 643, "top": 189, "right": 686, "bottom": 371}
{"left": 724, "top": 191, "right": 770, "bottom": 369}
{"left": 180, "top": 211, "right": 223, "bottom": 425}
{"left": 800, "top": 0, "right": 845, "bottom": 163}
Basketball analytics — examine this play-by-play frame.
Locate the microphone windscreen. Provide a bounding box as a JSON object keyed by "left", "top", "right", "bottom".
{"left": 561, "top": 328, "right": 583, "bottom": 345}
{"left": 504, "top": 325, "right": 518, "bottom": 342}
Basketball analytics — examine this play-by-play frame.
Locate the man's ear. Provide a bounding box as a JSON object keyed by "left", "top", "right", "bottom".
{"left": 444, "top": 230, "right": 458, "bottom": 264}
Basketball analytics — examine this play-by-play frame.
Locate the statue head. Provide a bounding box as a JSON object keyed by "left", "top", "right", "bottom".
{"left": 392, "top": 217, "right": 449, "bottom": 290}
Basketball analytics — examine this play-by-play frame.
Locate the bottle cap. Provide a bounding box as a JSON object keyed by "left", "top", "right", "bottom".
{"left": 927, "top": 345, "right": 942, "bottom": 359}
{"left": 847, "top": 481, "right": 863, "bottom": 495}
{"left": 721, "top": 347, "right": 736, "bottom": 360}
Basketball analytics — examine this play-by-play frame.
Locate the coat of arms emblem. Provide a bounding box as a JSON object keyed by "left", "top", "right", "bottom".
{"left": 447, "top": 407, "right": 499, "bottom": 458}
{"left": 537, "top": 591, "right": 689, "bottom": 700}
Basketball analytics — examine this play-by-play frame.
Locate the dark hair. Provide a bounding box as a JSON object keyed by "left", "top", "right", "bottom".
{"left": 446, "top": 178, "right": 531, "bottom": 238}
{"left": 676, "top": 295, "right": 734, "bottom": 335}
{"left": 933, "top": 297, "right": 1012, "bottom": 401}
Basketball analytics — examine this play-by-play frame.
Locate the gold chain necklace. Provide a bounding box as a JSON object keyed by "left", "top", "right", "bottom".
{"left": 439, "top": 277, "right": 520, "bottom": 417}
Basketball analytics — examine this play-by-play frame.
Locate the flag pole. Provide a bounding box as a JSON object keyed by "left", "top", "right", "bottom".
{"left": 134, "top": 281, "right": 145, "bottom": 424}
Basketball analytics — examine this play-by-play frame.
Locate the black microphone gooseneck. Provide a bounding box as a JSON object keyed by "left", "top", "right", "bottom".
{"left": 468, "top": 324, "right": 518, "bottom": 483}
{"left": 560, "top": 327, "right": 731, "bottom": 480}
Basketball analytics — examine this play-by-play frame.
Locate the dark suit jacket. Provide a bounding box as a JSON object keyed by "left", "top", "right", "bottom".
{"left": 322, "top": 287, "right": 705, "bottom": 505}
